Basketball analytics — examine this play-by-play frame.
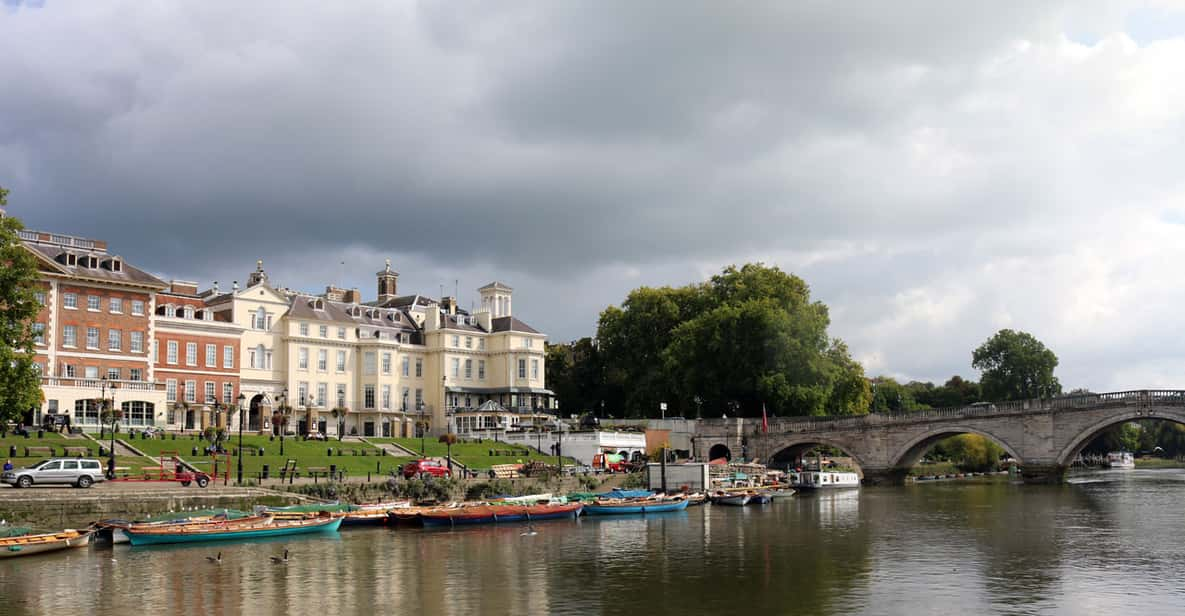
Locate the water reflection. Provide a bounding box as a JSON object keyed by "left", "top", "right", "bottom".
{"left": 5, "top": 473, "right": 1185, "bottom": 615}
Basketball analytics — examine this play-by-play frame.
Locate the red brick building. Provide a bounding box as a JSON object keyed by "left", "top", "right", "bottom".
{"left": 19, "top": 229, "right": 169, "bottom": 429}
{"left": 153, "top": 280, "right": 244, "bottom": 431}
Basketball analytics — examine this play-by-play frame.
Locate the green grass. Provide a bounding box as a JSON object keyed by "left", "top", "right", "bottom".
{"left": 367, "top": 437, "right": 577, "bottom": 469}
{"left": 124, "top": 434, "right": 408, "bottom": 478}
{"left": 1134, "top": 457, "right": 1185, "bottom": 468}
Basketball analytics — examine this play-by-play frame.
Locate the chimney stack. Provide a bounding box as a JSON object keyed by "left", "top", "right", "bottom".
{"left": 377, "top": 259, "right": 399, "bottom": 303}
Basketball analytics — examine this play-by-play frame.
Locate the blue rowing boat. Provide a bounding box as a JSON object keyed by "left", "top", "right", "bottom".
{"left": 583, "top": 498, "right": 689, "bottom": 515}
{"left": 124, "top": 514, "right": 342, "bottom": 546}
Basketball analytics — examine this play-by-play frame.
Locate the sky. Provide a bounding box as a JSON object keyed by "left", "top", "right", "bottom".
{"left": 4, "top": 1, "right": 1185, "bottom": 392}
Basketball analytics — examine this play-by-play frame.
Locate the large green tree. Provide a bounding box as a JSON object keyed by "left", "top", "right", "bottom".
{"left": 0, "top": 187, "right": 43, "bottom": 423}
{"left": 972, "top": 329, "right": 1061, "bottom": 401}
{"left": 598, "top": 263, "right": 868, "bottom": 418}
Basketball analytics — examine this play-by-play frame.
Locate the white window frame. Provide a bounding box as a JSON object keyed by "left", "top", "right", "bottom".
{"left": 131, "top": 300, "right": 144, "bottom": 316}
{"left": 63, "top": 293, "right": 77, "bottom": 309}
{"left": 318, "top": 349, "right": 328, "bottom": 372}
{"left": 87, "top": 295, "right": 101, "bottom": 311}
{"left": 166, "top": 379, "right": 177, "bottom": 402}
{"left": 167, "top": 341, "right": 178, "bottom": 365}
{"left": 205, "top": 344, "right": 216, "bottom": 368}
{"left": 186, "top": 342, "right": 197, "bottom": 366}
{"left": 185, "top": 380, "right": 196, "bottom": 403}
{"left": 86, "top": 327, "right": 99, "bottom": 350}
{"left": 205, "top": 381, "right": 216, "bottom": 403}
{"left": 107, "top": 329, "right": 121, "bottom": 351}
{"left": 63, "top": 325, "right": 77, "bottom": 348}
{"left": 130, "top": 331, "right": 143, "bottom": 353}
{"left": 109, "top": 297, "right": 122, "bottom": 314}
{"left": 223, "top": 345, "right": 234, "bottom": 369}
{"left": 298, "top": 347, "right": 309, "bottom": 370}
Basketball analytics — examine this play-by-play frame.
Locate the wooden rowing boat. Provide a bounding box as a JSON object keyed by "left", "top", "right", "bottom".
{"left": 420, "top": 502, "right": 584, "bottom": 527}
{"left": 124, "top": 513, "right": 341, "bottom": 546}
{"left": 0, "top": 529, "right": 92, "bottom": 558}
{"left": 583, "top": 497, "right": 689, "bottom": 515}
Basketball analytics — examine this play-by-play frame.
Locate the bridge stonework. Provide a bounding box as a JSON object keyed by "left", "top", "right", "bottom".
{"left": 691, "top": 390, "right": 1185, "bottom": 485}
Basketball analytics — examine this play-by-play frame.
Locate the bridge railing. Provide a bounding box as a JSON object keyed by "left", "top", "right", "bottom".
{"left": 753, "top": 389, "right": 1185, "bottom": 433}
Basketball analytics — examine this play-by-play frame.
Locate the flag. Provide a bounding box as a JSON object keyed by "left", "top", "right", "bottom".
{"left": 762, "top": 403, "right": 769, "bottom": 433}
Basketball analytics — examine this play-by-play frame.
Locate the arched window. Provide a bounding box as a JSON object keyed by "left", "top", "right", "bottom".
{"left": 254, "top": 307, "right": 266, "bottom": 330}
{"left": 183, "top": 306, "right": 195, "bottom": 319}
{"left": 164, "top": 305, "right": 176, "bottom": 318}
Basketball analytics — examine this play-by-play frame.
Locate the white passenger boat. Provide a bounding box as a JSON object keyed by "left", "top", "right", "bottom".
{"left": 1107, "top": 452, "right": 1135, "bottom": 469}
{"left": 792, "top": 471, "right": 860, "bottom": 490}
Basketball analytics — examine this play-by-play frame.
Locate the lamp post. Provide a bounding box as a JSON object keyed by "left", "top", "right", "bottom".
{"left": 277, "top": 389, "right": 287, "bottom": 456}
{"left": 99, "top": 376, "right": 108, "bottom": 440}
{"left": 236, "top": 393, "right": 246, "bottom": 484}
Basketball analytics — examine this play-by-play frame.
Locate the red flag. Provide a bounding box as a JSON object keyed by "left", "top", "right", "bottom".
{"left": 762, "top": 403, "right": 769, "bottom": 433}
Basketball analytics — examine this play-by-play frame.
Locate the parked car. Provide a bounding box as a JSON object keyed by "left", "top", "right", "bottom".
{"left": 2, "top": 458, "right": 106, "bottom": 488}
{"left": 402, "top": 458, "right": 451, "bottom": 479}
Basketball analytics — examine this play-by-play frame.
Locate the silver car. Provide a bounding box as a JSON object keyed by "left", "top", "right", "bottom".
{"left": 2, "top": 458, "right": 106, "bottom": 488}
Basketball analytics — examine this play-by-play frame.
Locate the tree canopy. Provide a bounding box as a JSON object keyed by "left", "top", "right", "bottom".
{"left": 0, "top": 188, "right": 43, "bottom": 423}
{"left": 972, "top": 329, "right": 1061, "bottom": 401}
{"left": 595, "top": 263, "right": 869, "bottom": 418}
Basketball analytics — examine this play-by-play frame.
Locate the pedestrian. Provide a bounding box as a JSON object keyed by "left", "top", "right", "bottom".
{"left": 3, "top": 459, "right": 13, "bottom": 472}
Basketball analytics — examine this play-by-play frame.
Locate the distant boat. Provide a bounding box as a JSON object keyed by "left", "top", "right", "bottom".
{"left": 123, "top": 514, "right": 341, "bottom": 546}
{"left": 748, "top": 492, "right": 773, "bottom": 505}
{"left": 420, "top": 503, "right": 583, "bottom": 527}
{"left": 710, "top": 492, "right": 751, "bottom": 507}
{"left": 583, "top": 497, "right": 689, "bottom": 515}
{"left": 792, "top": 471, "right": 860, "bottom": 490}
{"left": 1107, "top": 452, "right": 1135, "bottom": 469}
{"left": 0, "top": 529, "right": 92, "bottom": 559}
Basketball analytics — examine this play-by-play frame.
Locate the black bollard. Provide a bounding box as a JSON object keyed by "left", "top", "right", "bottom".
{"left": 330, "top": 464, "right": 337, "bottom": 477}
{"left": 8, "top": 445, "right": 15, "bottom": 458}
{"left": 262, "top": 464, "right": 269, "bottom": 480}
{"left": 327, "top": 447, "right": 332, "bottom": 457}
{"left": 37, "top": 430, "right": 43, "bottom": 439}
{"left": 192, "top": 447, "right": 198, "bottom": 457}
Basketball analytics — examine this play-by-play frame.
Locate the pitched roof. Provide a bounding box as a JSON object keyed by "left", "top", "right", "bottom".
{"left": 490, "top": 316, "right": 540, "bottom": 334}
{"left": 23, "top": 243, "right": 167, "bottom": 289}
{"left": 478, "top": 281, "right": 513, "bottom": 292}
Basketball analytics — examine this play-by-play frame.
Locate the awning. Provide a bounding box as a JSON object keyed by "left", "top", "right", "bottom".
{"left": 444, "top": 386, "right": 555, "bottom": 395}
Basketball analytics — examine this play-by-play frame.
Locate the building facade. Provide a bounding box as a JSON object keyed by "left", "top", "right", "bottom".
{"left": 20, "top": 229, "right": 169, "bottom": 430}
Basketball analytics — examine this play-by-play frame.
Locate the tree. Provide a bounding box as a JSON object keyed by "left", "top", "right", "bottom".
{"left": 869, "top": 377, "right": 926, "bottom": 413}
{"left": 0, "top": 187, "right": 42, "bottom": 424}
{"left": 972, "top": 329, "right": 1061, "bottom": 401}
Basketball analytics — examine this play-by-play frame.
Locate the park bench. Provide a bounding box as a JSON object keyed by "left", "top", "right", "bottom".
{"left": 63, "top": 446, "right": 91, "bottom": 457}
{"left": 24, "top": 446, "right": 54, "bottom": 457}
{"left": 306, "top": 466, "right": 330, "bottom": 479}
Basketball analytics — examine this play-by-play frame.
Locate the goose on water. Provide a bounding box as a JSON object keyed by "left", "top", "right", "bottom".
{"left": 205, "top": 552, "right": 222, "bottom": 564}
{"left": 270, "top": 549, "right": 289, "bottom": 564}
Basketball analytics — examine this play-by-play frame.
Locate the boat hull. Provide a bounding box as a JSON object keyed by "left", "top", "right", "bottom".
{"left": 0, "top": 531, "right": 91, "bottom": 558}
{"left": 583, "top": 499, "right": 689, "bottom": 515}
{"left": 125, "top": 517, "right": 342, "bottom": 546}
{"left": 711, "top": 495, "right": 751, "bottom": 506}
{"left": 748, "top": 493, "right": 773, "bottom": 505}
{"left": 421, "top": 503, "right": 584, "bottom": 527}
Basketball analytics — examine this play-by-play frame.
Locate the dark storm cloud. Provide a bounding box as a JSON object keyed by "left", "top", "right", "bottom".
{"left": 3, "top": 1, "right": 1185, "bottom": 389}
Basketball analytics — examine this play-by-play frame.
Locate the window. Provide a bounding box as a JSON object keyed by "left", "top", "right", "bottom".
{"left": 451, "top": 358, "right": 460, "bottom": 377}
{"left": 336, "top": 350, "right": 346, "bottom": 372}
{"left": 108, "top": 329, "right": 121, "bottom": 351}
{"left": 205, "top": 381, "right": 216, "bottom": 403}
{"left": 152, "top": 340, "right": 158, "bottom": 362}
{"left": 107, "top": 367, "right": 120, "bottom": 380}
{"left": 131, "top": 300, "right": 144, "bottom": 316}
{"left": 415, "top": 388, "right": 423, "bottom": 410}
{"left": 129, "top": 368, "right": 142, "bottom": 381}
{"left": 319, "top": 325, "right": 328, "bottom": 338}
{"left": 478, "top": 360, "right": 485, "bottom": 380}
{"left": 109, "top": 297, "right": 122, "bottom": 313}
{"left": 32, "top": 323, "right": 44, "bottom": 345}
{"left": 336, "top": 384, "right": 347, "bottom": 408}
{"left": 63, "top": 364, "right": 76, "bottom": 378}
{"left": 518, "top": 359, "right": 527, "bottom": 379}
{"left": 532, "top": 359, "right": 539, "bottom": 379}
{"left": 86, "top": 327, "right": 99, "bottom": 349}
{"left": 318, "top": 349, "right": 327, "bottom": 372}
{"left": 223, "top": 382, "right": 233, "bottom": 404}
{"left": 381, "top": 385, "right": 391, "bottom": 409}
{"left": 185, "top": 380, "right": 196, "bottom": 403}
{"left": 464, "top": 359, "right": 472, "bottom": 379}
{"left": 299, "top": 322, "right": 309, "bottom": 336}
{"left": 130, "top": 331, "right": 143, "bottom": 353}
{"left": 223, "top": 345, "right": 234, "bottom": 369}
{"left": 253, "top": 307, "right": 266, "bottom": 330}
{"left": 298, "top": 347, "right": 309, "bottom": 370}
{"left": 87, "top": 295, "right": 100, "bottom": 311}
{"left": 85, "top": 366, "right": 99, "bottom": 379}
{"left": 164, "top": 305, "right": 176, "bottom": 318}
{"left": 203, "top": 310, "right": 213, "bottom": 321}
{"left": 337, "top": 327, "right": 346, "bottom": 340}
{"left": 298, "top": 382, "right": 309, "bottom": 406}
{"left": 34, "top": 291, "right": 46, "bottom": 305}
{"left": 63, "top": 325, "right": 77, "bottom": 347}
{"left": 479, "top": 338, "right": 485, "bottom": 350}
{"left": 122, "top": 401, "right": 155, "bottom": 427}
{"left": 248, "top": 348, "right": 256, "bottom": 369}
{"left": 186, "top": 342, "right": 197, "bottom": 366}
{"left": 381, "top": 353, "right": 391, "bottom": 375}
{"left": 522, "top": 337, "right": 532, "bottom": 349}
{"left": 182, "top": 306, "right": 194, "bottom": 319}
{"left": 401, "top": 357, "right": 409, "bottom": 377}
{"left": 364, "top": 385, "right": 375, "bottom": 409}
{"left": 415, "top": 358, "right": 422, "bottom": 377}
{"left": 167, "top": 341, "right": 178, "bottom": 364}
{"left": 205, "top": 344, "right": 216, "bottom": 368}
{"left": 74, "top": 400, "right": 99, "bottom": 425}
{"left": 317, "top": 383, "right": 327, "bottom": 407}
{"left": 364, "top": 352, "right": 376, "bottom": 375}
{"left": 465, "top": 336, "right": 473, "bottom": 349}
{"left": 452, "top": 335, "right": 460, "bottom": 348}
{"left": 64, "top": 293, "right": 77, "bottom": 309}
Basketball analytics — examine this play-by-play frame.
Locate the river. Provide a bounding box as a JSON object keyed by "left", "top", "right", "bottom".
{"left": 3, "top": 469, "right": 1185, "bottom": 615}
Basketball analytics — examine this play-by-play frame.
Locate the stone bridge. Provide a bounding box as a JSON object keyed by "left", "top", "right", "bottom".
{"left": 691, "top": 390, "right": 1185, "bottom": 484}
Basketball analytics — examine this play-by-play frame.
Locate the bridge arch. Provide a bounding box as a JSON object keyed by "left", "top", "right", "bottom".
{"left": 766, "top": 437, "right": 869, "bottom": 472}
{"left": 890, "top": 425, "right": 1023, "bottom": 469}
{"left": 1056, "top": 407, "right": 1185, "bottom": 467}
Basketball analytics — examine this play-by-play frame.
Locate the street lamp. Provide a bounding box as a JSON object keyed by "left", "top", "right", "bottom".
{"left": 237, "top": 393, "right": 246, "bottom": 484}
{"left": 276, "top": 389, "right": 287, "bottom": 456}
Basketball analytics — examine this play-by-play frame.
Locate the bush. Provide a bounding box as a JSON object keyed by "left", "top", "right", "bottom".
{"left": 620, "top": 472, "right": 646, "bottom": 489}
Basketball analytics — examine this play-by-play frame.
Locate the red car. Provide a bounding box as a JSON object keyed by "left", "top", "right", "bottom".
{"left": 402, "top": 459, "right": 451, "bottom": 479}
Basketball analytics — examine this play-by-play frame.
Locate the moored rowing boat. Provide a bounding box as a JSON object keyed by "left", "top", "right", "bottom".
{"left": 0, "top": 529, "right": 92, "bottom": 558}
{"left": 583, "top": 497, "right": 689, "bottom": 515}
{"left": 124, "top": 514, "right": 341, "bottom": 546}
{"left": 420, "top": 502, "right": 584, "bottom": 527}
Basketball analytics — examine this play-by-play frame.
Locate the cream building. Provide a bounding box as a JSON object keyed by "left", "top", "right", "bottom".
{"left": 206, "top": 260, "right": 552, "bottom": 438}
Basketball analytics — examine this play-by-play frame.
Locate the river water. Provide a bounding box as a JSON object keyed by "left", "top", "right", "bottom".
{"left": 3, "top": 469, "right": 1185, "bottom": 615}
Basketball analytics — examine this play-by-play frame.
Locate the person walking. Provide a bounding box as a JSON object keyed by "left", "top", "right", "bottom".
{"left": 3, "top": 459, "right": 13, "bottom": 472}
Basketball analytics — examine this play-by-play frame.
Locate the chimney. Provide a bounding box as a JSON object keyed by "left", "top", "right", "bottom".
{"left": 345, "top": 288, "right": 362, "bottom": 304}
{"left": 441, "top": 296, "right": 457, "bottom": 315}
{"left": 377, "top": 259, "right": 399, "bottom": 303}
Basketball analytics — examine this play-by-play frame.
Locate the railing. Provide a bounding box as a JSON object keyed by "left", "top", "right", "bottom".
{"left": 712, "top": 389, "right": 1185, "bottom": 434}
{"left": 41, "top": 377, "right": 166, "bottom": 392}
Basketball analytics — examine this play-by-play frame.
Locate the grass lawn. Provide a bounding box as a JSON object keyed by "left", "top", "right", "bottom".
{"left": 368, "top": 437, "right": 576, "bottom": 469}
{"left": 125, "top": 434, "right": 409, "bottom": 478}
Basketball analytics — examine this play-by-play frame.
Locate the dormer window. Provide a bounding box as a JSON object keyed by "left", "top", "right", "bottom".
{"left": 183, "top": 306, "right": 195, "bottom": 319}
{"left": 65, "top": 253, "right": 77, "bottom": 266}
{"left": 311, "top": 298, "right": 324, "bottom": 311}
{"left": 109, "top": 258, "right": 122, "bottom": 272}
{"left": 164, "top": 305, "right": 176, "bottom": 318}
{"left": 202, "top": 310, "right": 213, "bottom": 321}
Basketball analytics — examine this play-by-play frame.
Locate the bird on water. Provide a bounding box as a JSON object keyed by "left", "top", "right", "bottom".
{"left": 270, "top": 549, "right": 289, "bottom": 564}
{"left": 205, "top": 552, "right": 222, "bottom": 564}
